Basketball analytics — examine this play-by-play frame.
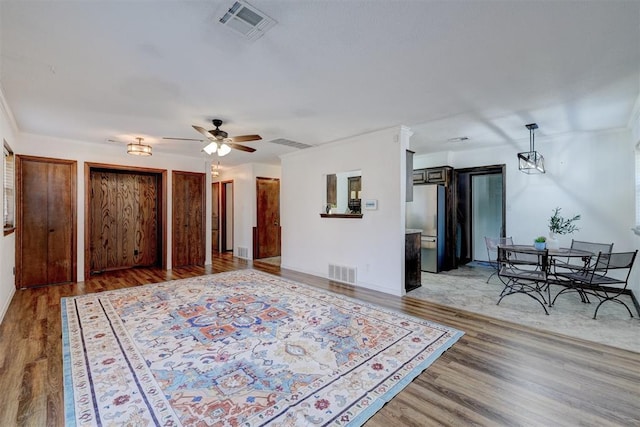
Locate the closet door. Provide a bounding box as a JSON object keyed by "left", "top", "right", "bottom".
{"left": 17, "top": 156, "right": 76, "bottom": 288}
{"left": 89, "top": 170, "right": 159, "bottom": 273}
{"left": 172, "top": 171, "right": 205, "bottom": 267}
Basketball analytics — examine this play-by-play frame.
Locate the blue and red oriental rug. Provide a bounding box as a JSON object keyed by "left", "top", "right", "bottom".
{"left": 62, "top": 270, "right": 462, "bottom": 426}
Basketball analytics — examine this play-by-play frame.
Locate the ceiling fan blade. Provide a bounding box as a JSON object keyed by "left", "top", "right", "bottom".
{"left": 228, "top": 143, "right": 256, "bottom": 153}
{"left": 229, "top": 134, "right": 261, "bottom": 143}
{"left": 162, "top": 137, "right": 205, "bottom": 141}
{"left": 193, "top": 125, "right": 215, "bottom": 139}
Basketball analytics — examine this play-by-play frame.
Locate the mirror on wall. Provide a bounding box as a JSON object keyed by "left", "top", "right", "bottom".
{"left": 323, "top": 170, "right": 362, "bottom": 217}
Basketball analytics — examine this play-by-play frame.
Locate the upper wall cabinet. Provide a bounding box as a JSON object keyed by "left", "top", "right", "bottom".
{"left": 413, "top": 166, "right": 453, "bottom": 186}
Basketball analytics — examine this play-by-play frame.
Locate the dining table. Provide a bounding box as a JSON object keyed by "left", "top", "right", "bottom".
{"left": 497, "top": 244, "right": 595, "bottom": 308}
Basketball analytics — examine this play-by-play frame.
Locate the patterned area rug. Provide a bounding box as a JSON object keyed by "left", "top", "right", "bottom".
{"left": 62, "top": 270, "right": 462, "bottom": 426}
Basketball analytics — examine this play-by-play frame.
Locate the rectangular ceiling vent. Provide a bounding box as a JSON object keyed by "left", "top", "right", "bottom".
{"left": 219, "top": 1, "right": 276, "bottom": 41}
{"left": 270, "top": 138, "right": 313, "bottom": 149}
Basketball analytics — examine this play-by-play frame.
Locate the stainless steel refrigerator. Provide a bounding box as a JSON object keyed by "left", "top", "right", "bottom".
{"left": 406, "top": 184, "right": 445, "bottom": 273}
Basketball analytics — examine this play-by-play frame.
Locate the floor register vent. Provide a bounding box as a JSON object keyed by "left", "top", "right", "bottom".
{"left": 328, "top": 264, "right": 356, "bottom": 285}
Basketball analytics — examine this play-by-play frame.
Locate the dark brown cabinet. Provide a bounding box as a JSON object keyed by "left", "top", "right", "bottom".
{"left": 406, "top": 150, "right": 414, "bottom": 202}
{"left": 16, "top": 156, "right": 76, "bottom": 288}
{"left": 413, "top": 166, "right": 452, "bottom": 185}
{"left": 405, "top": 230, "right": 421, "bottom": 291}
{"left": 172, "top": 171, "right": 205, "bottom": 267}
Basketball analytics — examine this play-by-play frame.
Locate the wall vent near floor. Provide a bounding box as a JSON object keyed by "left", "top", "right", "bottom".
{"left": 328, "top": 264, "right": 357, "bottom": 285}
{"left": 237, "top": 247, "right": 249, "bottom": 259}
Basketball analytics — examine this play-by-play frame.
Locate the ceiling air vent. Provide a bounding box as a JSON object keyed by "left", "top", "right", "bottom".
{"left": 269, "top": 138, "right": 312, "bottom": 149}
{"left": 219, "top": 1, "right": 276, "bottom": 41}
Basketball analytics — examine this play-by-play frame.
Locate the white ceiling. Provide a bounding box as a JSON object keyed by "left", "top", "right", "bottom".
{"left": 1, "top": 1, "right": 639, "bottom": 167}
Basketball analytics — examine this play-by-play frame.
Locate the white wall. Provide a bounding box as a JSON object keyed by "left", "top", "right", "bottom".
{"left": 280, "top": 126, "right": 411, "bottom": 296}
{"left": 16, "top": 132, "right": 213, "bottom": 279}
{"left": 415, "top": 127, "right": 639, "bottom": 295}
{"left": 0, "top": 88, "right": 19, "bottom": 323}
{"left": 213, "top": 162, "right": 281, "bottom": 259}
{"left": 629, "top": 95, "right": 640, "bottom": 297}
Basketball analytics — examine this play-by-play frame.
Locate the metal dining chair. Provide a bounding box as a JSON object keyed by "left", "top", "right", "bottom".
{"left": 497, "top": 246, "right": 550, "bottom": 314}
{"left": 484, "top": 236, "right": 514, "bottom": 283}
{"left": 553, "top": 250, "right": 638, "bottom": 319}
{"left": 553, "top": 239, "right": 613, "bottom": 273}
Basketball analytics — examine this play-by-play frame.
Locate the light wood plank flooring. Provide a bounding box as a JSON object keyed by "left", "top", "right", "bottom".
{"left": 0, "top": 253, "right": 638, "bottom": 426}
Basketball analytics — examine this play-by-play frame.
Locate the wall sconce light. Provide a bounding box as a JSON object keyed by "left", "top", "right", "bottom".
{"left": 518, "top": 123, "right": 545, "bottom": 174}
{"left": 127, "top": 137, "right": 152, "bottom": 156}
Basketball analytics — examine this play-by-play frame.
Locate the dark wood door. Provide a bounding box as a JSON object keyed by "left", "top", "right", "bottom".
{"left": 172, "top": 171, "right": 205, "bottom": 267}
{"left": 255, "top": 177, "right": 280, "bottom": 259}
{"left": 89, "top": 170, "right": 159, "bottom": 273}
{"left": 17, "top": 156, "right": 76, "bottom": 288}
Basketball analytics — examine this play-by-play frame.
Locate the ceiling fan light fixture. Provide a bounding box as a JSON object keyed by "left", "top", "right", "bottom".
{"left": 203, "top": 141, "right": 218, "bottom": 155}
{"left": 127, "top": 137, "right": 152, "bottom": 156}
{"left": 218, "top": 143, "right": 232, "bottom": 156}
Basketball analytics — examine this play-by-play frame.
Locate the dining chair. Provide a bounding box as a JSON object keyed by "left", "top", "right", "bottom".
{"left": 497, "top": 246, "right": 550, "bottom": 314}
{"left": 553, "top": 239, "right": 613, "bottom": 273}
{"left": 484, "top": 236, "right": 514, "bottom": 283}
{"left": 552, "top": 250, "right": 638, "bottom": 319}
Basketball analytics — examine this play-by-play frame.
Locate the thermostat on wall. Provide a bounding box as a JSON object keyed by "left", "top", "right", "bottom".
{"left": 364, "top": 199, "right": 378, "bottom": 210}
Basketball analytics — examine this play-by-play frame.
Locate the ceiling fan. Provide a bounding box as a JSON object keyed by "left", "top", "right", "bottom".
{"left": 164, "top": 119, "right": 261, "bottom": 156}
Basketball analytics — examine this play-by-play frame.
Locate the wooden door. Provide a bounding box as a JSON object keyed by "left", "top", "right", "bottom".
{"left": 172, "top": 171, "right": 205, "bottom": 267}
{"left": 89, "top": 170, "right": 159, "bottom": 273}
{"left": 17, "top": 156, "right": 76, "bottom": 288}
{"left": 212, "top": 182, "right": 220, "bottom": 253}
{"left": 255, "top": 177, "right": 280, "bottom": 259}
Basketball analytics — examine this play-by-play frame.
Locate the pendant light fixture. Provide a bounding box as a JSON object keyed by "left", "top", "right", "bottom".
{"left": 518, "top": 123, "right": 544, "bottom": 174}
{"left": 127, "top": 137, "right": 152, "bottom": 156}
{"left": 212, "top": 161, "right": 220, "bottom": 178}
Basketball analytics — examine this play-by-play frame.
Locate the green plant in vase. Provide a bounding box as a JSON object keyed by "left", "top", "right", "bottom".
{"left": 547, "top": 207, "right": 581, "bottom": 249}
{"left": 534, "top": 236, "right": 546, "bottom": 250}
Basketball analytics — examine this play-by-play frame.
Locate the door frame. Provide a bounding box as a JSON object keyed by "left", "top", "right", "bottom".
{"left": 454, "top": 164, "right": 506, "bottom": 264}
{"left": 16, "top": 155, "right": 77, "bottom": 288}
{"left": 220, "top": 180, "right": 234, "bottom": 252}
{"left": 84, "top": 163, "right": 167, "bottom": 280}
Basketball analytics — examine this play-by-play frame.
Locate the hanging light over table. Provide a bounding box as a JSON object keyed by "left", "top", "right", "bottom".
{"left": 518, "top": 123, "right": 544, "bottom": 174}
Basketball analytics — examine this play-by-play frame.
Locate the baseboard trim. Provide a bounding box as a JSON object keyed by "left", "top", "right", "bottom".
{"left": 0, "top": 287, "right": 16, "bottom": 324}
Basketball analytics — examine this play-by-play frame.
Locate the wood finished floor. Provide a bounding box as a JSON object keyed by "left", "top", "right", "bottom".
{"left": 1, "top": 253, "right": 639, "bottom": 426}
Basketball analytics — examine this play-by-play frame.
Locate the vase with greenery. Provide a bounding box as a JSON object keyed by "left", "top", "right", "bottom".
{"left": 547, "top": 207, "right": 581, "bottom": 249}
